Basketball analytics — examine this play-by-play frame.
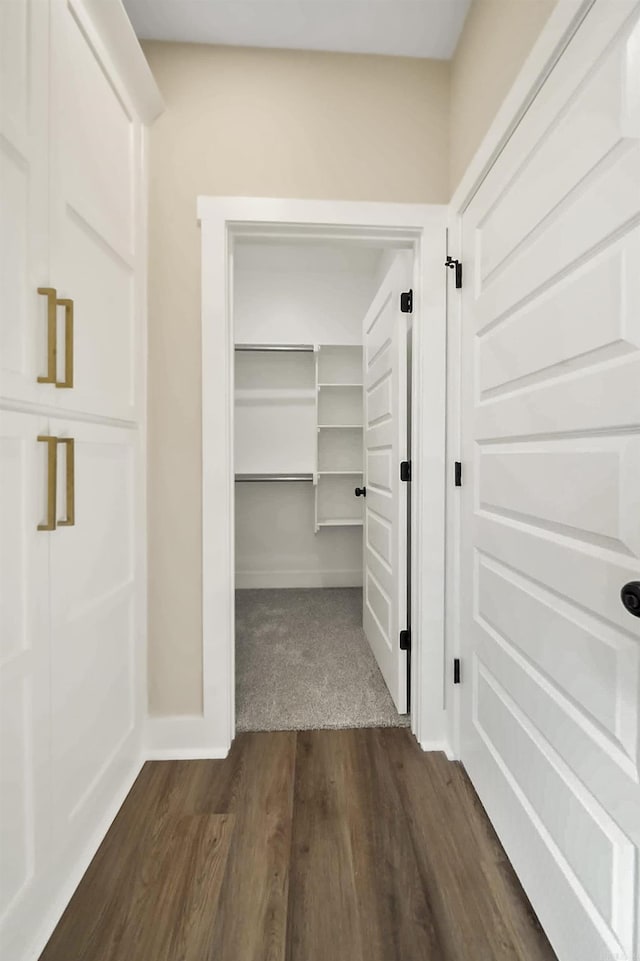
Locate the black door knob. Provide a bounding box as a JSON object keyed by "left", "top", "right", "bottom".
{"left": 355, "top": 487, "right": 366, "bottom": 498}
{"left": 621, "top": 582, "right": 640, "bottom": 617}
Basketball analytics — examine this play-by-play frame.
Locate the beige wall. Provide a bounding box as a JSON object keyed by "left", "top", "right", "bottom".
{"left": 449, "top": 0, "right": 556, "bottom": 192}
{"left": 144, "top": 43, "right": 450, "bottom": 715}
{"left": 145, "top": 0, "right": 555, "bottom": 716}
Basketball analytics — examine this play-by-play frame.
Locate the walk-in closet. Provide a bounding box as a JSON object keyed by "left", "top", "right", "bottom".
{"left": 232, "top": 240, "right": 412, "bottom": 731}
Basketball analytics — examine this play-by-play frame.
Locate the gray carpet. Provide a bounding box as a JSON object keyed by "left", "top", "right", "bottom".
{"left": 235, "top": 587, "right": 410, "bottom": 732}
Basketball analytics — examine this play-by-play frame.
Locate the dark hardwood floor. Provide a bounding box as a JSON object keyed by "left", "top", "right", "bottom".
{"left": 39, "top": 729, "right": 557, "bottom": 961}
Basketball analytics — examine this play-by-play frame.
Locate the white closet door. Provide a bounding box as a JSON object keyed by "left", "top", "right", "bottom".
{"left": 362, "top": 257, "right": 410, "bottom": 713}
{"left": 48, "top": 419, "right": 139, "bottom": 858}
{"left": 48, "top": 0, "right": 140, "bottom": 421}
{"left": 459, "top": 3, "right": 640, "bottom": 960}
{"left": 0, "top": 411, "right": 52, "bottom": 954}
{"left": 0, "top": 0, "right": 49, "bottom": 404}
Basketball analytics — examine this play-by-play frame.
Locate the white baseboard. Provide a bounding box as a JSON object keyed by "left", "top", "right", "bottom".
{"left": 146, "top": 718, "right": 451, "bottom": 761}
{"left": 145, "top": 714, "right": 230, "bottom": 759}
{"left": 420, "top": 739, "right": 456, "bottom": 761}
{"left": 235, "top": 569, "right": 363, "bottom": 589}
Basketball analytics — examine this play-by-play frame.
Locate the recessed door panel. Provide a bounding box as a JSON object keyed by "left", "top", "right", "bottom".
{"left": 48, "top": 419, "right": 137, "bottom": 856}
{"left": 478, "top": 233, "right": 640, "bottom": 399}
{"left": 48, "top": 0, "right": 140, "bottom": 420}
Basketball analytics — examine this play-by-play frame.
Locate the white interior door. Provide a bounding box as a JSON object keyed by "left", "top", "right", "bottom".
{"left": 362, "top": 256, "right": 410, "bottom": 713}
{"left": 459, "top": 3, "right": 640, "bottom": 960}
{"left": 48, "top": 419, "right": 139, "bottom": 859}
{"left": 48, "top": 0, "right": 141, "bottom": 421}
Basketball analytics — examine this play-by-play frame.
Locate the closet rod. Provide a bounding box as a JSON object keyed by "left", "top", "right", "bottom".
{"left": 235, "top": 473, "right": 314, "bottom": 483}
{"left": 234, "top": 344, "right": 314, "bottom": 353}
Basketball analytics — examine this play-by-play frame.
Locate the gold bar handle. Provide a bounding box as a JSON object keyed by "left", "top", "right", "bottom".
{"left": 37, "top": 436, "right": 58, "bottom": 532}
{"left": 57, "top": 438, "right": 75, "bottom": 527}
{"left": 56, "top": 298, "right": 73, "bottom": 389}
{"left": 37, "top": 288, "right": 58, "bottom": 384}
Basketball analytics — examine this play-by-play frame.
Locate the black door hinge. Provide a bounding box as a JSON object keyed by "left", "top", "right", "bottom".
{"left": 453, "top": 658, "right": 461, "bottom": 684}
{"left": 400, "top": 629, "right": 411, "bottom": 651}
{"left": 400, "top": 289, "right": 413, "bottom": 313}
{"left": 454, "top": 461, "right": 462, "bottom": 487}
{"left": 400, "top": 460, "right": 411, "bottom": 482}
{"left": 445, "top": 256, "right": 462, "bottom": 289}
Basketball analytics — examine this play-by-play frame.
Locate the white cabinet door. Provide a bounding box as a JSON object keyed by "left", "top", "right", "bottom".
{"left": 0, "top": 411, "right": 52, "bottom": 956}
{"left": 362, "top": 256, "right": 410, "bottom": 713}
{"left": 48, "top": 419, "right": 139, "bottom": 859}
{"left": 0, "top": 0, "right": 50, "bottom": 404}
{"left": 48, "top": 0, "right": 141, "bottom": 421}
{"left": 459, "top": 3, "right": 640, "bottom": 960}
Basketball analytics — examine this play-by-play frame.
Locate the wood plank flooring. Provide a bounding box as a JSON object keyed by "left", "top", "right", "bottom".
{"left": 39, "top": 729, "right": 557, "bottom": 961}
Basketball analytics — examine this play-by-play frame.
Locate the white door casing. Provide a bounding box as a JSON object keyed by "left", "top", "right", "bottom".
{"left": 362, "top": 255, "right": 410, "bottom": 714}
{"left": 195, "top": 198, "right": 447, "bottom": 757}
{"left": 459, "top": 3, "right": 640, "bottom": 960}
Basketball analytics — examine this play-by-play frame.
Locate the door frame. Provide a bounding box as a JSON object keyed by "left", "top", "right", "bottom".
{"left": 197, "top": 197, "right": 447, "bottom": 756}
{"left": 445, "top": 0, "right": 596, "bottom": 759}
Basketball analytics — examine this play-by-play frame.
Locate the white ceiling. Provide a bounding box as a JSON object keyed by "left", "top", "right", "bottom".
{"left": 123, "top": 0, "right": 472, "bottom": 60}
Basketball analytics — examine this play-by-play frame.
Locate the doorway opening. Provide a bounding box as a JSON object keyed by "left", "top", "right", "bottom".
{"left": 232, "top": 239, "right": 413, "bottom": 732}
{"left": 199, "top": 197, "right": 447, "bottom": 756}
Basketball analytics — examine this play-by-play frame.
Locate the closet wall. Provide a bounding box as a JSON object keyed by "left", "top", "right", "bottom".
{"left": 233, "top": 243, "right": 384, "bottom": 588}
{"left": 144, "top": 5, "right": 556, "bottom": 716}
{"left": 0, "top": 2, "right": 160, "bottom": 959}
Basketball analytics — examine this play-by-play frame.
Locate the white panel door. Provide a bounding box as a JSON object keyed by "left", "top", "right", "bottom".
{"left": 48, "top": 419, "right": 139, "bottom": 859}
{"left": 48, "top": 0, "right": 140, "bottom": 421}
{"left": 362, "top": 257, "right": 410, "bottom": 713}
{"left": 0, "top": 0, "right": 49, "bottom": 404}
{"left": 460, "top": 3, "right": 640, "bottom": 960}
{"left": 0, "top": 411, "right": 51, "bottom": 955}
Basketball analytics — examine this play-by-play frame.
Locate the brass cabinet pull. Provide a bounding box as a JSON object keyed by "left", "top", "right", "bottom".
{"left": 57, "top": 438, "right": 75, "bottom": 527}
{"left": 37, "top": 288, "right": 58, "bottom": 384}
{"left": 37, "top": 435, "right": 58, "bottom": 532}
{"left": 36, "top": 289, "right": 74, "bottom": 388}
{"left": 56, "top": 298, "right": 74, "bottom": 389}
